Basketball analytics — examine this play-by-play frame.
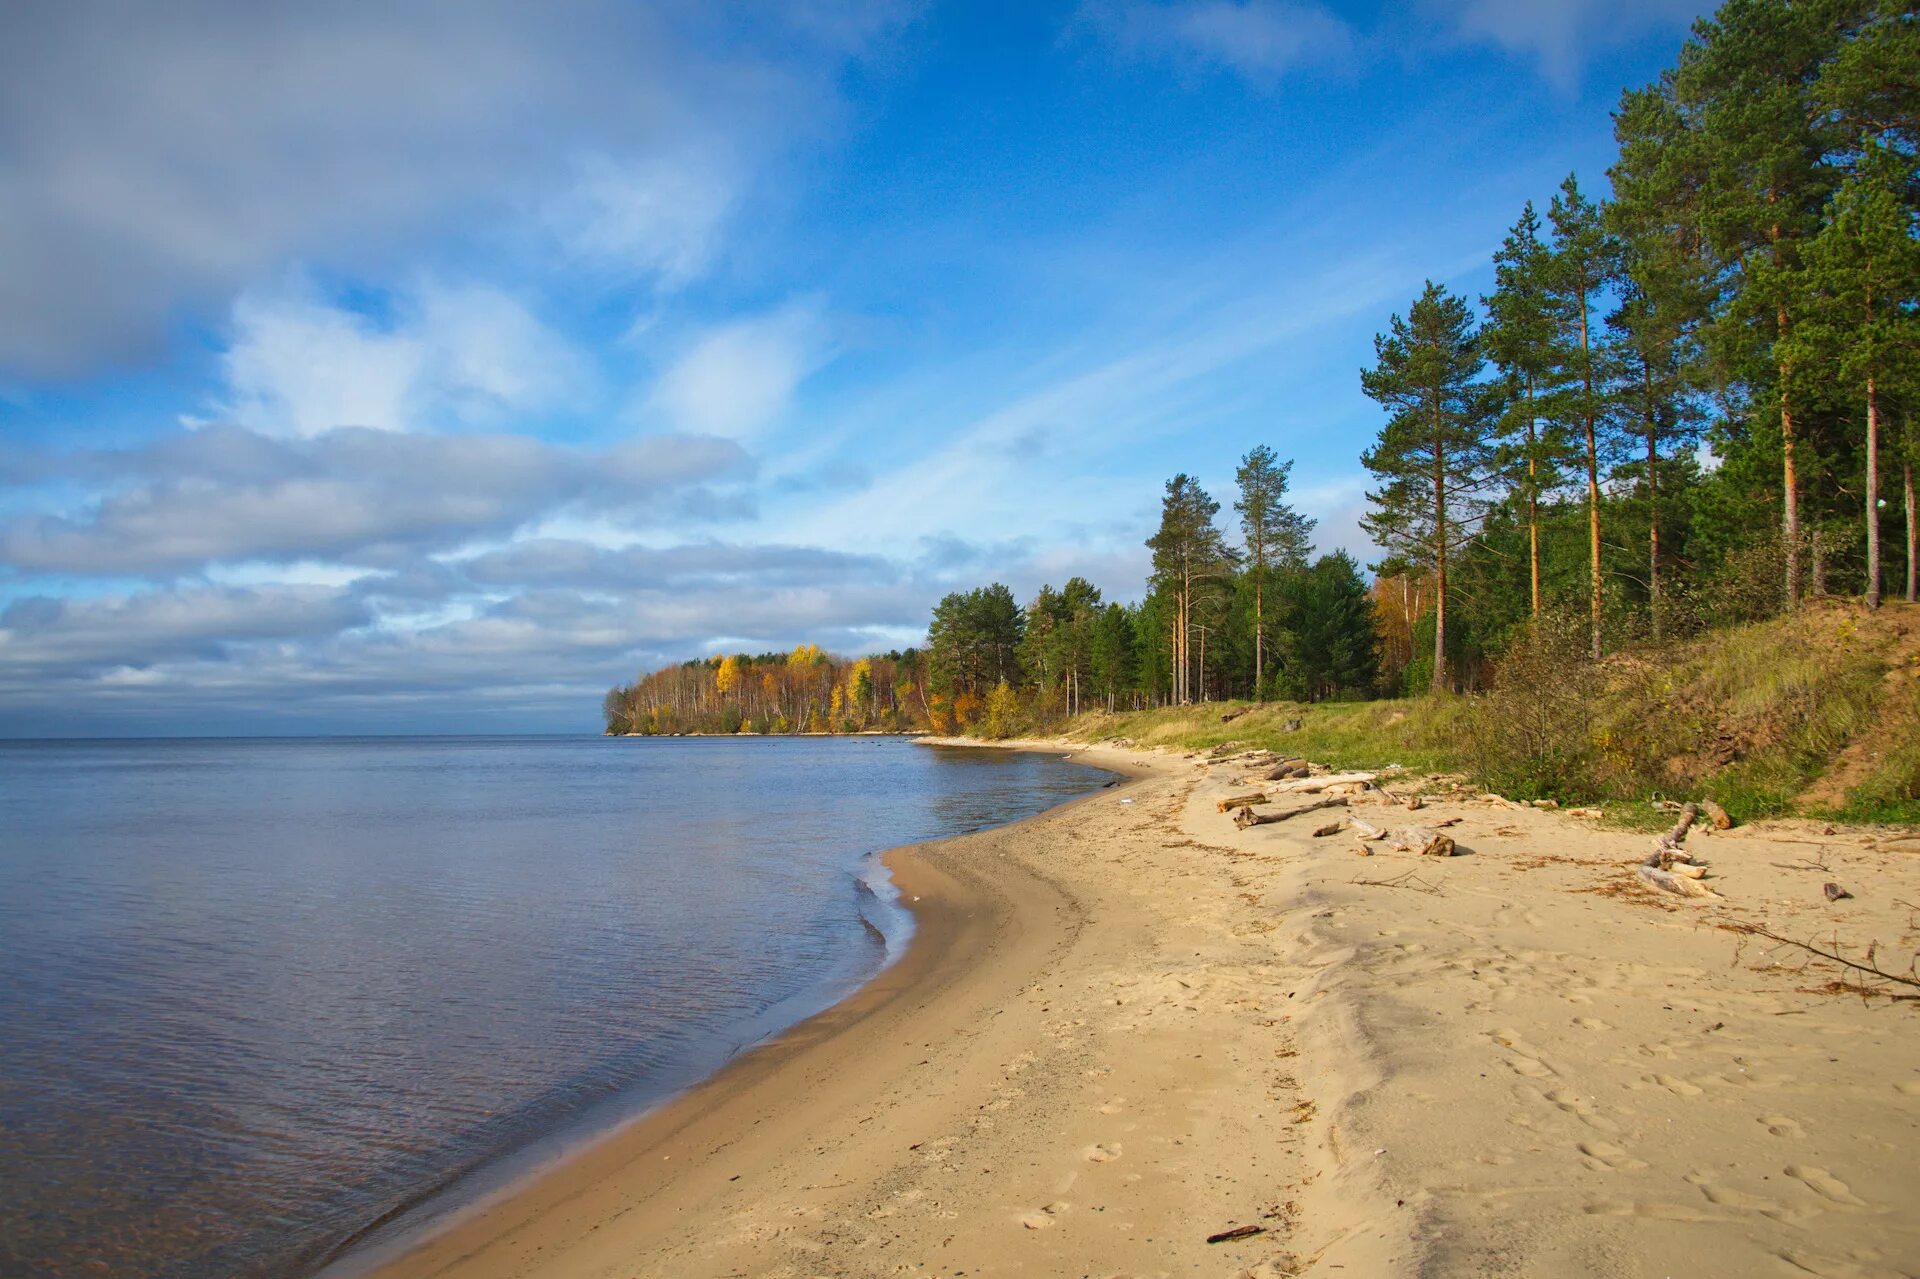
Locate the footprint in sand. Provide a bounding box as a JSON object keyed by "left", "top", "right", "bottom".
{"left": 1644, "top": 1072, "right": 1704, "bottom": 1097}
{"left": 1774, "top": 1248, "right": 1909, "bottom": 1279}
{"left": 1684, "top": 1171, "right": 1788, "bottom": 1215}
{"left": 1583, "top": 1199, "right": 1721, "bottom": 1223}
{"left": 1893, "top": 1081, "right": 1920, "bottom": 1096}
{"left": 1020, "top": 1201, "right": 1070, "bottom": 1230}
{"left": 1488, "top": 1029, "right": 1556, "bottom": 1078}
{"left": 1577, "top": 1141, "right": 1648, "bottom": 1172}
{"left": 1099, "top": 1096, "right": 1128, "bottom": 1115}
{"left": 1085, "top": 1142, "right": 1122, "bottom": 1163}
{"left": 1572, "top": 1016, "right": 1612, "bottom": 1031}
{"left": 1761, "top": 1114, "right": 1807, "bottom": 1139}
{"left": 1785, "top": 1166, "right": 1868, "bottom": 1207}
{"left": 1542, "top": 1090, "right": 1622, "bottom": 1134}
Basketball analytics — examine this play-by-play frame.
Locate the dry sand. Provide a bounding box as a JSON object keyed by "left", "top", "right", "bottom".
{"left": 366, "top": 740, "right": 1920, "bottom": 1279}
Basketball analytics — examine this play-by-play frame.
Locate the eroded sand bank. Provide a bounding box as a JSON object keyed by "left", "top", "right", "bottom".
{"left": 367, "top": 740, "right": 1920, "bottom": 1279}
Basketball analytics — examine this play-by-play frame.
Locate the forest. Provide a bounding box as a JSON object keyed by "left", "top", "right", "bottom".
{"left": 606, "top": 0, "right": 1916, "bottom": 741}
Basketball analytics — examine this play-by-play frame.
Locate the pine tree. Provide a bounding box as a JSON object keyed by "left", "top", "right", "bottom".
{"left": 1784, "top": 145, "right": 1920, "bottom": 607}
{"left": 1482, "top": 201, "right": 1567, "bottom": 617}
{"left": 1673, "top": 0, "right": 1847, "bottom": 603}
{"left": 1147, "top": 475, "right": 1236, "bottom": 704}
{"left": 1233, "top": 445, "right": 1315, "bottom": 700}
{"left": 1360, "top": 282, "right": 1497, "bottom": 694}
{"left": 1289, "top": 552, "right": 1381, "bottom": 701}
{"left": 1548, "top": 174, "right": 1618, "bottom": 659}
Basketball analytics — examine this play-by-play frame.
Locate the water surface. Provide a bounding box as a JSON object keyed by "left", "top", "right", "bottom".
{"left": 0, "top": 734, "right": 1108, "bottom": 1278}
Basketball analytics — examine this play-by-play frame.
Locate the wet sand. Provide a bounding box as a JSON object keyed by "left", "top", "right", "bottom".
{"left": 365, "top": 740, "right": 1920, "bottom": 1278}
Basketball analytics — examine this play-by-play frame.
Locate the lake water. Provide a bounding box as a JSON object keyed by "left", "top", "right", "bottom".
{"left": 0, "top": 735, "right": 1109, "bottom": 1279}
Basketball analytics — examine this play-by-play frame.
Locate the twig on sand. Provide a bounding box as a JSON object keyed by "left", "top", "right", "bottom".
{"left": 1205, "top": 1224, "right": 1266, "bottom": 1244}
{"left": 1721, "top": 922, "right": 1920, "bottom": 993}
{"left": 1352, "top": 870, "right": 1444, "bottom": 895}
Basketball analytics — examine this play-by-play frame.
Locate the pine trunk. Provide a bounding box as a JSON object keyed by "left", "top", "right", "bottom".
{"left": 1254, "top": 569, "right": 1264, "bottom": 701}
{"left": 1432, "top": 406, "right": 1449, "bottom": 696}
{"left": 1579, "top": 300, "right": 1601, "bottom": 661}
{"left": 1867, "top": 376, "right": 1881, "bottom": 608}
{"left": 1771, "top": 215, "right": 1801, "bottom": 605}
{"left": 1526, "top": 378, "right": 1540, "bottom": 617}
{"left": 1645, "top": 358, "right": 1661, "bottom": 644}
{"left": 1907, "top": 455, "right": 1917, "bottom": 603}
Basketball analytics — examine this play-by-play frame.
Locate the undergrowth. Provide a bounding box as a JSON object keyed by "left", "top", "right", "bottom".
{"left": 1061, "top": 601, "right": 1920, "bottom": 827}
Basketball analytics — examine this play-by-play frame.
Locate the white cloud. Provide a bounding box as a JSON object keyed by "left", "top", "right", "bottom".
{"left": 548, "top": 150, "right": 743, "bottom": 287}
{"left": 217, "top": 280, "right": 589, "bottom": 438}
{"left": 648, "top": 301, "right": 835, "bottom": 440}
{"left": 0, "top": 2, "right": 890, "bottom": 378}
{"left": 1435, "top": 0, "right": 1706, "bottom": 88}
{"left": 1081, "top": 0, "right": 1355, "bottom": 80}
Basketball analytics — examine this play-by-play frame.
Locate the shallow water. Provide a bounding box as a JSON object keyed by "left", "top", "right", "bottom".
{"left": 0, "top": 734, "right": 1108, "bottom": 1278}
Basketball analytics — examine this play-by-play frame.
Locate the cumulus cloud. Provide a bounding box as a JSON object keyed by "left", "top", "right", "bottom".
{"left": 216, "top": 280, "right": 590, "bottom": 437}
{"left": 649, "top": 301, "right": 836, "bottom": 440}
{"left": 0, "top": 426, "right": 751, "bottom": 576}
{"left": 0, "top": 1, "right": 897, "bottom": 378}
{"left": 1080, "top": 0, "right": 1355, "bottom": 80}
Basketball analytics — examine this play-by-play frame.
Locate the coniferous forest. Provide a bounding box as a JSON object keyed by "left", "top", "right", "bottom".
{"left": 607, "top": 0, "right": 1916, "bottom": 742}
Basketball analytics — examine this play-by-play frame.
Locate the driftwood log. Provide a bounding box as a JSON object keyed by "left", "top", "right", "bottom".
{"left": 1311, "top": 820, "right": 1345, "bottom": 837}
{"left": 1636, "top": 803, "right": 1717, "bottom": 898}
{"left": 1233, "top": 795, "right": 1349, "bottom": 828}
{"left": 1701, "top": 798, "right": 1733, "bottom": 830}
{"left": 1350, "top": 816, "right": 1387, "bottom": 841}
{"left": 1215, "top": 791, "right": 1268, "bottom": 812}
{"left": 1270, "top": 771, "right": 1376, "bottom": 795}
{"left": 1390, "top": 826, "right": 1458, "bottom": 857}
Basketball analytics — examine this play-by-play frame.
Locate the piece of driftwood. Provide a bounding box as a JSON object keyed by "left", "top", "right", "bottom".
{"left": 1479, "top": 793, "right": 1521, "bottom": 809}
{"left": 1568, "top": 807, "right": 1603, "bottom": 819}
{"left": 1214, "top": 791, "right": 1268, "bottom": 812}
{"left": 1636, "top": 803, "right": 1717, "bottom": 898}
{"left": 1403, "top": 794, "right": 1423, "bottom": 811}
{"left": 1824, "top": 882, "right": 1853, "bottom": 901}
{"left": 1350, "top": 816, "right": 1387, "bottom": 841}
{"left": 1311, "top": 820, "right": 1345, "bottom": 837}
{"left": 1263, "top": 758, "right": 1310, "bottom": 780}
{"left": 1530, "top": 799, "right": 1559, "bottom": 810}
{"left": 1701, "top": 798, "right": 1733, "bottom": 830}
{"left": 1205, "top": 1224, "right": 1265, "bottom": 1244}
{"left": 1390, "top": 826, "right": 1457, "bottom": 857}
{"left": 1271, "top": 771, "right": 1375, "bottom": 795}
{"left": 1233, "top": 795, "right": 1349, "bottom": 828}
{"left": 1219, "top": 706, "right": 1251, "bottom": 723}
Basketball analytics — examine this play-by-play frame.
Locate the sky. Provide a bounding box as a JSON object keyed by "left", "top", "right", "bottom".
{"left": 0, "top": 0, "right": 1716, "bottom": 736}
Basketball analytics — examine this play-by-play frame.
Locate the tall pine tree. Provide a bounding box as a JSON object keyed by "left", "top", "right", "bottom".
{"left": 1361, "top": 282, "right": 1497, "bottom": 694}
{"left": 1233, "top": 445, "right": 1315, "bottom": 700}
{"left": 1482, "top": 201, "right": 1567, "bottom": 618}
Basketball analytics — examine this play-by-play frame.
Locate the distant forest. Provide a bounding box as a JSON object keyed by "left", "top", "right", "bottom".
{"left": 607, "top": 0, "right": 1917, "bottom": 737}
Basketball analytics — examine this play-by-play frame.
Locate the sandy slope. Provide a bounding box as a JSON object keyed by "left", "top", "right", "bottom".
{"left": 366, "top": 740, "right": 1920, "bottom": 1279}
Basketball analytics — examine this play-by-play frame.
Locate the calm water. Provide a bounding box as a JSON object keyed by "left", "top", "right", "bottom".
{"left": 0, "top": 735, "right": 1108, "bottom": 1279}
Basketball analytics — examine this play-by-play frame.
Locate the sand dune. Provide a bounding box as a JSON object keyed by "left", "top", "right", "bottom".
{"left": 366, "top": 741, "right": 1920, "bottom": 1279}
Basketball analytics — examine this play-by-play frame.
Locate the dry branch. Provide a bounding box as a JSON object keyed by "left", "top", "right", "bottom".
{"left": 1311, "top": 820, "right": 1344, "bottom": 838}
{"left": 1215, "top": 791, "right": 1268, "bottom": 812}
{"left": 1723, "top": 922, "right": 1920, "bottom": 991}
{"left": 1352, "top": 870, "right": 1443, "bottom": 894}
{"left": 1233, "top": 796, "right": 1349, "bottom": 828}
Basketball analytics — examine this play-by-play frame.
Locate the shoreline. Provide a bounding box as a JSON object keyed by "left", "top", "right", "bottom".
{"left": 351, "top": 741, "right": 1140, "bottom": 1279}
{"left": 355, "top": 735, "right": 1920, "bottom": 1278}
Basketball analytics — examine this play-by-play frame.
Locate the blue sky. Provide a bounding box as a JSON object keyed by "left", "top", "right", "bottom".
{"left": 0, "top": 0, "right": 1712, "bottom": 735}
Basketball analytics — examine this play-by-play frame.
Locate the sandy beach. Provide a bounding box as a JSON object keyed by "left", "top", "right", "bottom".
{"left": 366, "top": 740, "right": 1920, "bottom": 1279}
